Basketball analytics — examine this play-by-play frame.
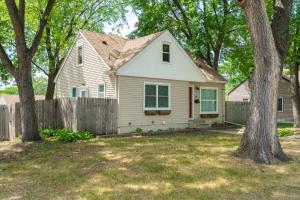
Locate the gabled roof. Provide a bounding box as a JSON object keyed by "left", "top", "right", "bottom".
{"left": 79, "top": 30, "right": 225, "bottom": 82}
{"left": 194, "top": 58, "right": 227, "bottom": 82}
{"left": 228, "top": 74, "right": 300, "bottom": 95}
{"left": 80, "top": 30, "right": 164, "bottom": 69}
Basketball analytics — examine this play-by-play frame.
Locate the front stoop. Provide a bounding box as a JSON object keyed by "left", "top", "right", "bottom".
{"left": 188, "top": 120, "right": 211, "bottom": 129}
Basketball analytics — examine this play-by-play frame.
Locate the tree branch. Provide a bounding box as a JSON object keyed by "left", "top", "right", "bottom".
{"left": 32, "top": 60, "right": 48, "bottom": 76}
{"left": 29, "top": 0, "right": 55, "bottom": 59}
{"left": 45, "top": 27, "right": 54, "bottom": 61}
{"left": 271, "top": 0, "right": 292, "bottom": 64}
{"left": 171, "top": 0, "right": 192, "bottom": 38}
{"left": 5, "top": 0, "right": 27, "bottom": 59}
{"left": 19, "top": 0, "right": 25, "bottom": 30}
{"left": 0, "top": 44, "right": 15, "bottom": 76}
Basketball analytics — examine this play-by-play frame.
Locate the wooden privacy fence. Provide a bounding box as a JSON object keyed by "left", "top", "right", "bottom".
{"left": 1, "top": 98, "right": 117, "bottom": 140}
{"left": 225, "top": 101, "right": 249, "bottom": 124}
{"left": 0, "top": 105, "right": 10, "bottom": 140}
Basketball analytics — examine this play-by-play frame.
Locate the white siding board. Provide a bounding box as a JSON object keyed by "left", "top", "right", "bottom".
{"left": 117, "top": 31, "right": 206, "bottom": 82}
{"left": 56, "top": 35, "right": 116, "bottom": 98}
{"left": 118, "top": 76, "right": 190, "bottom": 133}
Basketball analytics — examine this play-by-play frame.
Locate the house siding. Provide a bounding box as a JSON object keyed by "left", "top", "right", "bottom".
{"left": 117, "top": 76, "right": 225, "bottom": 134}
{"left": 118, "top": 76, "right": 189, "bottom": 133}
{"left": 55, "top": 34, "right": 116, "bottom": 98}
{"left": 277, "top": 79, "right": 293, "bottom": 122}
{"left": 228, "top": 78, "right": 293, "bottom": 122}
{"left": 228, "top": 81, "right": 250, "bottom": 102}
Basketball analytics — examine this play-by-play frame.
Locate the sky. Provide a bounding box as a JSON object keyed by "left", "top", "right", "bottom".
{"left": 103, "top": 7, "right": 138, "bottom": 37}
{"left": 0, "top": 8, "right": 139, "bottom": 89}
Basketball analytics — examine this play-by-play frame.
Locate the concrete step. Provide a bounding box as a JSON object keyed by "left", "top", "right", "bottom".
{"left": 188, "top": 121, "right": 211, "bottom": 129}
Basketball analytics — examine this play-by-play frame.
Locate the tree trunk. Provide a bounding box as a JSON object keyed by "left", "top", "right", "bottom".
{"left": 45, "top": 73, "right": 56, "bottom": 99}
{"left": 16, "top": 61, "right": 40, "bottom": 141}
{"left": 235, "top": 0, "right": 289, "bottom": 164}
{"left": 290, "top": 63, "right": 300, "bottom": 128}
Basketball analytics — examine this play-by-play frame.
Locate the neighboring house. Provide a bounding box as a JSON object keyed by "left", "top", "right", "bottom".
{"left": 228, "top": 76, "right": 297, "bottom": 122}
{"left": 0, "top": 94, "right": 44, "bottom": 106}
{"left": 54, "top": 30, "right": 226, "bottom": 134}
{"left": 0, "top": 94, "right": 6, "bottom": 105}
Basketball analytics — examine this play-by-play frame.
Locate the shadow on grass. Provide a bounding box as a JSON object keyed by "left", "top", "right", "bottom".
{"left": 0, "top": 132, "right": 299, "bottom": 199}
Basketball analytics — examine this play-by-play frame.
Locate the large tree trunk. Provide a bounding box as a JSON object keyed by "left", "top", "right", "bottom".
{"left": 45, "top": 73, "right": 56, "bottom": 99}
{"left": 16, "top": 62, "right": 40, "bottom": 141}
{"left": 290, "top": 63, "right": 300, "bottom": 128}
{"left": 235, "top": 0, "right": 290, "bottom": 164}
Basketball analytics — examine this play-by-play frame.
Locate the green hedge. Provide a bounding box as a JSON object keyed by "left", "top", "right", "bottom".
{"left": 277, "top": 128, "right": 294, "bottom": 137}
{"left": 40, "top": 129, "right": 92, "bottom": 142}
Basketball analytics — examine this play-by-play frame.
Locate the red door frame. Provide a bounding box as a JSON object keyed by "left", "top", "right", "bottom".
{"left": 189, "top": 86, "right": 194, "bottom": 119}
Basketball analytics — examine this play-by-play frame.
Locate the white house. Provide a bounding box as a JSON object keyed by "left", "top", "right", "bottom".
{"left": 54, "top": 30, "right": 226, "bottom": 134}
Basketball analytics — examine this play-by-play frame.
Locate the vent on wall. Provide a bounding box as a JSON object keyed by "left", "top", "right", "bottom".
{"left": 102, "top": 41, "right": 108, "bottom": 45}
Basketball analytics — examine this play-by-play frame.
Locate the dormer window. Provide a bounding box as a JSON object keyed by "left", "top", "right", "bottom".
{"left": 78, "top": 45, "right": 83, "bottom": 65}
{"left": 162, "top": 43, "right": 170, "bottom": 63}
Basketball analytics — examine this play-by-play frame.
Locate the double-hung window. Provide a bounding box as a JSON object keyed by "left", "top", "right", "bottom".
{"left": 98, "top": 83, "right": 105, "bottom": 98}
{"left": 162, "top": 43, "right": 170, "bottom": 63}
{"left": 78, "top": 45, "right": 83, "bottom": 65}
{"left": 71, "top": 87, "right": 77, "bottom": 97}
{"left": 277, "top": 97, "right": 283, "bottom": 112}
{"left": 144, "top": 83, "right": 170, "bottom": 110}
{"left": 200, "top": 87, "right": 218, "bottom": 114}
{"left": 79, "top": 86, "right": 88, "bottom": 97}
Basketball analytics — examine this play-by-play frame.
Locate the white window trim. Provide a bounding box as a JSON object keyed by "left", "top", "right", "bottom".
{"left": 77, "top": 44, "right": 83, "bottom": 66}
{"left": 278, "top": 97, "right": 284, "bottom": 112}
{"left": 200, "top": 86, "right": 219, "bottom": 114}
{"left": 144, "top": 82, "right": 171, "bottom": 111}
{"left": 98, "top": 82, "right": 106, "bottom": 98}
{"left": 71, "top": 87, "right": 77, "bottom": 98}
{"left": 79, "top": 86, "right": 89, "bottom": 97}
{"left": 162, "top": 42, "right": 171, "bottom": 64}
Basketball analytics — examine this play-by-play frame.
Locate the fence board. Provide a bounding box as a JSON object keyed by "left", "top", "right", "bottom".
{"left": 225, "top": 101, "right": 249, "bottom": 124}
{"left": 1, "top": 98, "right": 117, "bottom": 140}
{"left": 0, "top": 105, "right": 9, "bottom": 140}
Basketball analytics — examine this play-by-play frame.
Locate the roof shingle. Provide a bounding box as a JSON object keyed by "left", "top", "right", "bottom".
{"left": 80, "top": 30, "right": 226, "bottom": 82}
{"left": 80, "top": 30, "right": 164, "bottom": 69}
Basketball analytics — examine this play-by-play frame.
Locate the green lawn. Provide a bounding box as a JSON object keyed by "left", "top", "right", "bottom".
{"left": 277, "top": 122, "right": 294, "bottom": 129}
{"left": 0, "top": 132, "right": 299, "bottom": 200}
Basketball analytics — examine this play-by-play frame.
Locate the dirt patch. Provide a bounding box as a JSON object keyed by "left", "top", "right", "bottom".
{"left": 0, "top": 140, "right": 27, "bottom": 158}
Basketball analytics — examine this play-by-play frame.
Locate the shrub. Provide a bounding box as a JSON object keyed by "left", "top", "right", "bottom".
{"left": 277, "top": 128, "right": 294, "bottom": 137}
{"left": 75, "top": 131, "right": 92, "bottom": 140}
{"left": 40, "top": 129, "right": 57, "bottom": 138}
{"left": 55, "top": 131, "right": 79, "bottom": 142}
{"left": 40, "top": 129, "right": 92, "bottom": 142}
{"left": 135, "top": 128, "right": 143, "bottom": 133}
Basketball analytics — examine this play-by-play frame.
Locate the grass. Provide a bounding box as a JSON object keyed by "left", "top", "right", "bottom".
{"left": 0, "top": 132, "right": 300, "bottom": 200}
{"left": 278, "top": 122, "right": 294, "bottom": 129}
